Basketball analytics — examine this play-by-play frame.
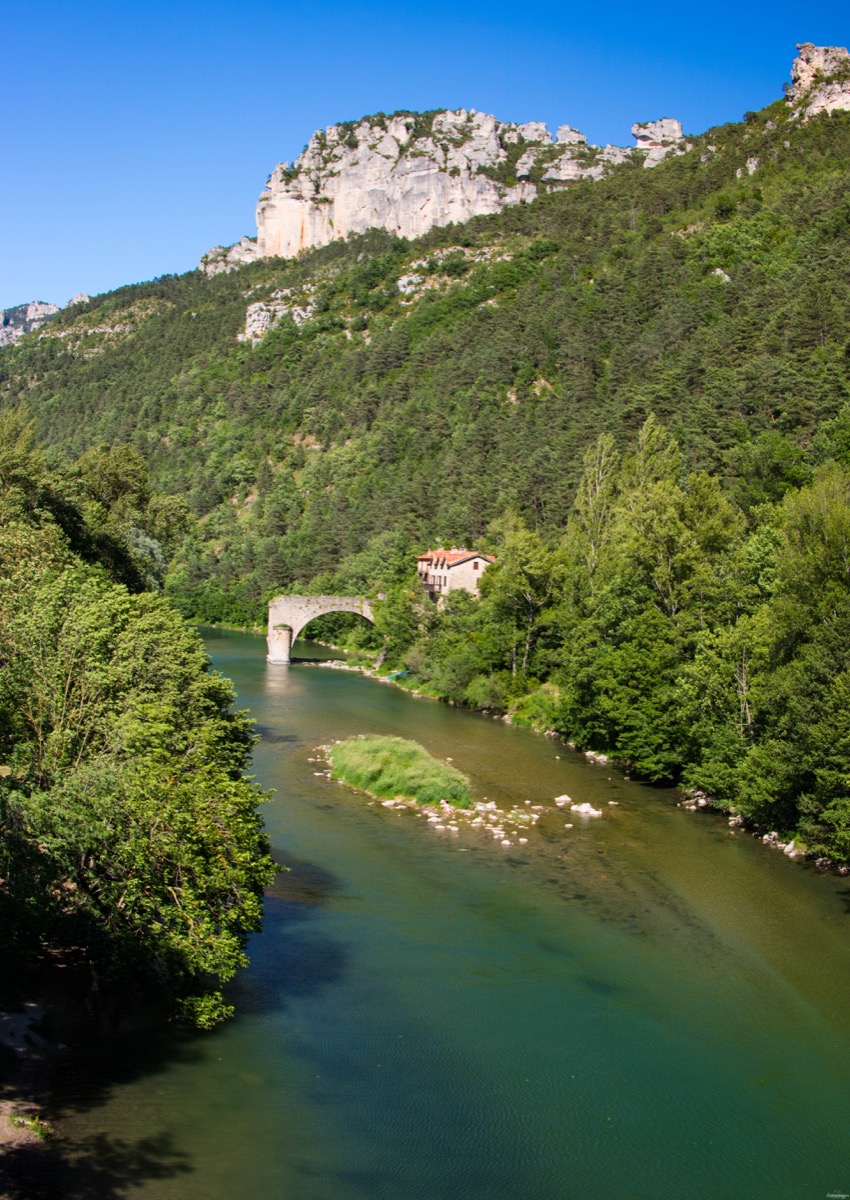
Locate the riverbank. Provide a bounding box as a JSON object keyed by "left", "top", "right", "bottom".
{"left": 304, "top": 649, "right": 850, "bottom": 874}
{"left": 0, "top": 964, "right": 190, "bottom": 1199}
{"left": 0, "top": 1001, "right": 56, "bottom": 1195}
{"left": 195, "top": 620, "right": 265, "bottom": 636}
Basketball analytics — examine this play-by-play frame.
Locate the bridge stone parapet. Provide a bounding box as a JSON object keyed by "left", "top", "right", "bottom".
{"left": 267, "top": 594, "right": 375, "bottom": 664}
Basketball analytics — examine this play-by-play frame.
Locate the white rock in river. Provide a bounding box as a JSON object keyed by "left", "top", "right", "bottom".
{"left": 571, "top": 802, "right": 603, "bottom": 817}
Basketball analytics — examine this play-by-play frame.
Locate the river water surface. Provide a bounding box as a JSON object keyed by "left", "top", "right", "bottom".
{"left": 54, "top": 629, "right": 850, "bottom": 1199}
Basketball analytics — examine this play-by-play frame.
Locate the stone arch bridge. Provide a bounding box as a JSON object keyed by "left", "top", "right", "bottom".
{"left": 267, "top": 594, "right": 375, "bottom": 664}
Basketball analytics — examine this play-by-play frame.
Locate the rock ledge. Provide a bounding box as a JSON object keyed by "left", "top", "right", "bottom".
{"left": 202, "top": 107, "right": 685, "bottom": 274}
{"left": 788, "top": 43, "right": 850, "bottom": 119}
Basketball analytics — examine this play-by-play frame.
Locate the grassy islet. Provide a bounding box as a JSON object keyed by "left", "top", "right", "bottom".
{"left": 328, "top": 735, "right": 472, "bottom": 807}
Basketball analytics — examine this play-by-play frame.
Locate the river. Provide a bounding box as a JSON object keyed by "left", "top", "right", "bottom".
{"left": 51, "top": 628, "right": 850, "bottom": 1199}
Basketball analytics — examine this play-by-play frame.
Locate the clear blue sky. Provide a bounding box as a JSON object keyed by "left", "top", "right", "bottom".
{"left": 3, "top": 1, "right": 847, "bottom": 309}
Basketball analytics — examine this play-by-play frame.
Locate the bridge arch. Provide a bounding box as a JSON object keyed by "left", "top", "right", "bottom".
{"left": 267, "top": 594, "right": 375, "bottom": 664}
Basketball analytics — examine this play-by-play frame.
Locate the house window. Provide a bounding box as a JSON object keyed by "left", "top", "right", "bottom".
{"left": 473, "top": 561, "right": 479, "bottom": 571}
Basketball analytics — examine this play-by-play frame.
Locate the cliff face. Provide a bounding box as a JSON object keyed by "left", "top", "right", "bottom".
{"left": 0, "top": 301, "right": 60, "bottom": 348}
{"left": 0, "top": 295, "right": 90, "bottom": 349}
{"left": 788, "top": 43, "right": 850, "bottom": 118}
{"left": 201, "top": 109, "right": 684, "bottom": 273}
{"left": 200, "top": 236, "right": 260, "bottom": 279}
{"left": 202, "top": 43, "right": 850, "bottom": 276}
{"left": 257, "top": 110, "right": 534, "bottom": 260}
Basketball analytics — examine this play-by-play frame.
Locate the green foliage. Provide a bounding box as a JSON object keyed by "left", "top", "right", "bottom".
{"left": 10, "top": 1115, "right": 55, "bottom": 1141}
{"left": 478, "top": 521, "right": 564, "bottom": 676}
{"left": 329, "top": 735, "right": 472, "bottom": 807}
{"left": 0, "top": 440, "right": 274, "bottom": 1025}
{"left": 372, "top": 583, "right": 422, "bottom": 667}
{"left": 507, "top": 682, "right": 561, "bottom": 729}
{"left": 726, "top": 431, "right": 813, "bottom": 510}
{"left": 4, "top": 102, "right": 850, "bottom": 862}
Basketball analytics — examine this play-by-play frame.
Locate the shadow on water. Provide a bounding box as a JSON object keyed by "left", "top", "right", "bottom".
{"left": 0, "top": 1015, "right": 195, "bottom": 1197}
{"left": 253, "top": 725, "right": 302, "bottom": 745}
{"left": 0, "top": 1129, "right": 191, "bottom": 1200}
{"left": 0, "top": 852, "right": 351, "bottom": 1198}
{"left": 267, "top": 850, "right": 343, "bottom": 908}
{"left": 227, "top": 852, "right": 348, "bottom": 1017}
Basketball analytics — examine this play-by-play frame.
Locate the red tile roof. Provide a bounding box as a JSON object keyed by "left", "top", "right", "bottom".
{"left": 418, "top": 547, "right": 496, "bottom": 569}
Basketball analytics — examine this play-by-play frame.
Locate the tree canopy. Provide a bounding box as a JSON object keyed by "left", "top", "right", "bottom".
{"left": 0, "top": 413, "right": 273, "bottom": 1027}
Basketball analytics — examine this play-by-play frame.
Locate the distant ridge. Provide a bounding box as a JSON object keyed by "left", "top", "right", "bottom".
{"left": 0, "top": 294, "right": 89, "bottom": 347}
{"left": 201, "top": 42, "right": 850, "bottom": 276}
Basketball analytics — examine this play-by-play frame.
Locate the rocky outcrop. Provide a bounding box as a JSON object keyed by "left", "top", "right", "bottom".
{"left": 0, "top": 301, "right": 60, "bottom": 348}
{"left": 200, "top": 236, "right": 259, "bottom": 276}
{"left": 0, "top": 294, "right": 91, "bottom": 350}
{"left": 788, "top": 43, "right": 850, "bottom": 119}
{"left": 202, "top": 107, "right": 685, "bottom": 273}
{"left": 238, "top": 287, "right": 318, "bottom": 343}
{"left": 632, "top": 119, "right": 686, "bottom": 166}
{"left": 252, "top": 110, "right": 538, "bottom": 262}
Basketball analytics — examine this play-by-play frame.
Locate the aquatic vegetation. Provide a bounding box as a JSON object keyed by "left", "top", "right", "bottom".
{"left": 328, "top": 735, "right": 472, "bottom": 807}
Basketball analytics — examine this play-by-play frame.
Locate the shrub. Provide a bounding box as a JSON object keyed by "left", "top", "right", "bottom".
{"left": 509, "top": 683, "right": 562, "bottom": 729}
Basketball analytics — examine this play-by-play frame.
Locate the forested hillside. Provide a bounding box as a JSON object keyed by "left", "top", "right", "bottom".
{"left": 2, "top": 99, "right": 848, "bottom": 614}
{"left": 3, "top": 97, "right": 850, "bottom": 862}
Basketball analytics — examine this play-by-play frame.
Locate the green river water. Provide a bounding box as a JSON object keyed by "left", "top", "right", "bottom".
{"left": 53, "top": 629, "right": 850, "bottom": 1199}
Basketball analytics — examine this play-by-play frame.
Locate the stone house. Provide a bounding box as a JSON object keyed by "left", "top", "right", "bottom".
{"left": 417, "top": 548, "right": 496, "bottom": 599}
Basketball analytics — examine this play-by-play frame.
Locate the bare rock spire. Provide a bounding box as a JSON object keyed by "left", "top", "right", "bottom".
{"left": 788, "top": 43, "right": 850, "bottom": 119}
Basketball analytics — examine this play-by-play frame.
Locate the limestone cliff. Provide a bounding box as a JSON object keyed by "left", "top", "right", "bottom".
{"left": 201, "top": 44, "right": 850, "bottom": 276}
{"left": 201, "top": 109, "right": 684, "bottom": 273}
{"left": 0, "top": 294, "right": 90, "bottom": 349}
{"left": 788, "top": 43, "right": 850, "bottom": 119}
{"left": 0, "top": 301, "right": 60, "bottom": 348}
